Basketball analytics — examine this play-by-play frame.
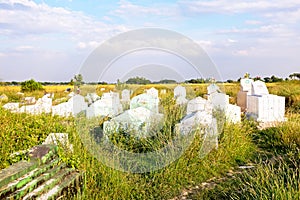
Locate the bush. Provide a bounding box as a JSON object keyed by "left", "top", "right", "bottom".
{"left": 20, "top": 79, "right": 44, "bottom": 92}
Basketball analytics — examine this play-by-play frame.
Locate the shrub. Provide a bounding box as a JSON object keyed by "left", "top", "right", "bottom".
{"left": 20, "top": 79, "right": 44, "bottom": 92}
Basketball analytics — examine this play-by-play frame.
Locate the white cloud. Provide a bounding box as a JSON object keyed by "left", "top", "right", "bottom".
{"left": 180, "top": 0, "right": 300, "bottom": 14}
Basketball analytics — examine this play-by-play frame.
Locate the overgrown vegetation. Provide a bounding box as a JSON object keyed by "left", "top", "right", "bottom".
{"left": 0, "top": 81, "right": 299, "bottom": 199}
{"left": 20, "top": 79, "right": 44, "bottom": 92}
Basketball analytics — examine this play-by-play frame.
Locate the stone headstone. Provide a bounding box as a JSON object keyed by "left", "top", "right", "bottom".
{"left": 240, "top": 78, "right": 253, "bottom": 92}
{"left": 176, "top": 96, "right": 188, "bottom": 105}
{"left": 121, "top": 89, "right": 131, "bottom": 102}
{"left": 177, "top": 111, "right": 215, "bottom": 135}
{"left": 69, "top": 95, "right": 88, "bottom": 116}
{"left": 237, "top": 91, "right": 248, "bottom": 112}
{"left": 247, "top": 94, "right": 285, "bottom": 122}
{"left": 209, "top": 93, "right": 229, "bottom": 110}
{"left": 207, "top": 84, "right": 220, "bottom": 95}
{"left": 103, "top": 107, "right": 164, "bottom": 138}
{"left": 3, "top": 102, "right": 19, "bottom": 112}
{"left": 52, "top": 102, "right": 73, "bottom": 117}
{"left": 225, "top": 104, "right": 241, "bottom": 123}
{"left": 174, "top": 86, "right": 186, "bottom": 98}
{"left": 146, "top": 87, "right": 159, "bottom": 99}
{"left": 130, "top": 93, "right": 159, "bottom": 113}
{"left": 187, "top": 97, "right": 211, "bottom": 115}
{"left": 86, "top": 92, "right": 122, "bottom": 118}
{"left": 251, "top": 80, "right": 269, "bottom": 96}
{"left": 86, "top": 93, "right": 100, "bottom": 105}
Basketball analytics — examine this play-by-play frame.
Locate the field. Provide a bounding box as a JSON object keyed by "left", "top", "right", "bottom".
{"left": 0, "top": 81, "right": 299, "bottom": 199}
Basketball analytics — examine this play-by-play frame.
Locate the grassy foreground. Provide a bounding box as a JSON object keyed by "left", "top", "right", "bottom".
{"left": 0, "top": 82, "right": 299, "bottom": 199}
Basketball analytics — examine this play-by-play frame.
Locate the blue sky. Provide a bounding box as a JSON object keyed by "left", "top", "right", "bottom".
{"left": 0, "top": 0, "right": 300, "bottom": 82}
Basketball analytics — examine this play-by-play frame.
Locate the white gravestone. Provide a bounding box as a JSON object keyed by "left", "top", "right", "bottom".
{"left": 237, "top": 78, "right": 254, "bottom": 112}
{"left": 146, "top": 87, "right": 159, "bottom": 99}
{"left": 251, "top": 80, "right": 269, "bottom": 96}
{"left": 43, "top": 133, "right": 73, "bottom": 151}
{"left": 121, "top": 89, "right": 131, "bottom": 102}
{"left": 209, "top": 93, "right": 229, "bottom": 110}
{"left": 3, "top": 103, "right": 20, "bottom": 112}
{"left": 86, "top": 93, "right": 100, "bottom": 105}
{"left": 247, "top": 94, "right": 285, "bottom": 122}
{"left": 174, "top": 86, "right": 186, "bottom": 98}
{"left": 176, "top": 111, "right": 219, "bottom": 151}
{"left": 187, "top": 97, "right": 212, "bottom": 115}
{"left": 69, "top": 95, "right": 88, "bottom": 116}
{"left": 225, "top": 104, "right": 241, "bottom": 123}
{"left": 86, "top": 92, "right": 122, "bottom": 118}
{"left": 130, "top": 93, "right": 159, "bottom": 113}
{"left": 24, "top": 97, "right": 36, "bottom": 104}
{"left": 207, "top": 84, "right": 220, "bottom": 95}
{"left": 103, "top": 107, "right": 164, "bottom": 138}
{"left": 52, "top": 102, "right": 73, "bottom": 117}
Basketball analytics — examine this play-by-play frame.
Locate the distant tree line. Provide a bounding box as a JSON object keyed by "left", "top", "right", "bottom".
{"left": 0, "top": 73, "right": 299, "bottom": 86}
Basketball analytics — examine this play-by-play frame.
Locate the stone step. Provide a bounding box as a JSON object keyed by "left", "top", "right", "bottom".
{"left": 22, "top": 167, "right": 75, "bottom": 200}
{"left": 0, "top": 144, "right": 83, "bottom": 199}
{"left": 36, "top": 171, "right": 82, "bottom": 200}
{"left": 0, "top": 158, "right": 60, "bottom": 198}
{"left": 5, "top": 162, "right": 66, "bottom": 200}
{"left": 0, "top": 145, "right": 57, "bottom": 192}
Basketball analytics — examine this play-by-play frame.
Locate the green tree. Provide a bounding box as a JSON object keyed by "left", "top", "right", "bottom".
{"left": 74, "top": 74, "right": 83, "bottom": 87}
{"left": 20, "top": 79, "right": 44, "bottom": 92}
{"left": 125, "top": 76, "right": 151, "bottom": 84}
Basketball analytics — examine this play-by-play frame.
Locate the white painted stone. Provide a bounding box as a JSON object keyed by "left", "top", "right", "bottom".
{"left": 240, "top": 78, "right": 253, "bottom": 92}
{"left": 247, "top": 94, "right": 285, "bottom": 122}
{"left": 176, "top": 96, "right": 188, "bottom": 105}
{"left": 0, "top": 94, "right": 8, "bottom": 102}
{"left": 160, "top": 89, "right": 167, "bottom": 95}
{"left": 174, "top": 86, "right": 186, "bottom": 98}
{"left": 86, "top": 92, "right": 122, "bottom": 118}
{"left": 121, "top": 89, "right": 131, "bottom": 102}
{"left": 3, "top": 102, "right": 20, "bottom": 112}
{"left": 251, "top": 80, "right": 269, "bottom": 96}
{"left": 69, "top": 95, "right": 88, "bottom": 116}
{"left": 187, "top": 97, "right": 211, "bottom": 115}
{"left": 146, "top": 87, "right": 159, "bottom": 99}
{"left": 207, "top": 84, "right": 220, "bottom": 95}
{"left": 130, "top": 93, "right": 159, "bottom": 113}
{"left": 52, "top": 102, "right": 73, "bottom": 117}
{"left": 209, "top": 93, "right": 229, "bottom": 110}
{"left": 86, "top": 93, "right": 100, "bottom": 104}
{"left": 103, "top": 107, "right": 164, "bottom": 138}
{"left": 225, "top": 104, "right": 241, "bottom": 123}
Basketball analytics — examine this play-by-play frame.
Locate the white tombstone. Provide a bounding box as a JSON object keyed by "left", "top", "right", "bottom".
{"left": 209, "top": 93, "right": 229, "bottom": 110}
{"left": 146, "top": 87, "right": 159, "bottom": 99}
{"left": 187, "top": 97, "right": 211, "bottom": 115}
{"left": 176, "top": 96, "right": 188, "bottom": 105}
{"left": 207, "top": 84, "right": 220, "bottom": 95}
{"left": 225, "top": 104, "right": 241, "bottom": 123}
{"left": 86, "top": 93, "right": 100, "bottom": 104}
{"left": 52, "top": 102, "right": 73, "bottom": 117}
{"left": 86, "top": 92, "right": 122, "bottom": 118}
{"left": 240, "top": 78, "right": 253, "bottom": 93}
{"left": 130, "top": 93, "right": 159, "bottom": 113}
{"left": 247, "top": 94, "right": 285, "bottom": 122}
{"left": 103, "top": 107, "right": 164, "bottom": 138}
{"left": 3, "top": 102, "right": 20, "bottom": 112}
{"left": 121, "top": 89, "right": 131, "bottom": 102}
{"left": 237, "top": 78, "right": 254, "bottom": 112}
{"left": 251, "top": 80, "right": 269, "bottom": 96}
{"left": 69, "top": 95, "right": 87, "bottom": 116}
{"left": 174, "top": 86, "right": 186, "bottom": 98}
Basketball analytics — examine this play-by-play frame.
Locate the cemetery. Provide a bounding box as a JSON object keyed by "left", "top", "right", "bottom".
{"left": 0, "top": 78, "right": 299, "bottom": 199}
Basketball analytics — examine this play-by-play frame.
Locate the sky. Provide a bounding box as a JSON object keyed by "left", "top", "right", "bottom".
{"left": 0, "top": 0, "right": 300, "bottom": 82}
